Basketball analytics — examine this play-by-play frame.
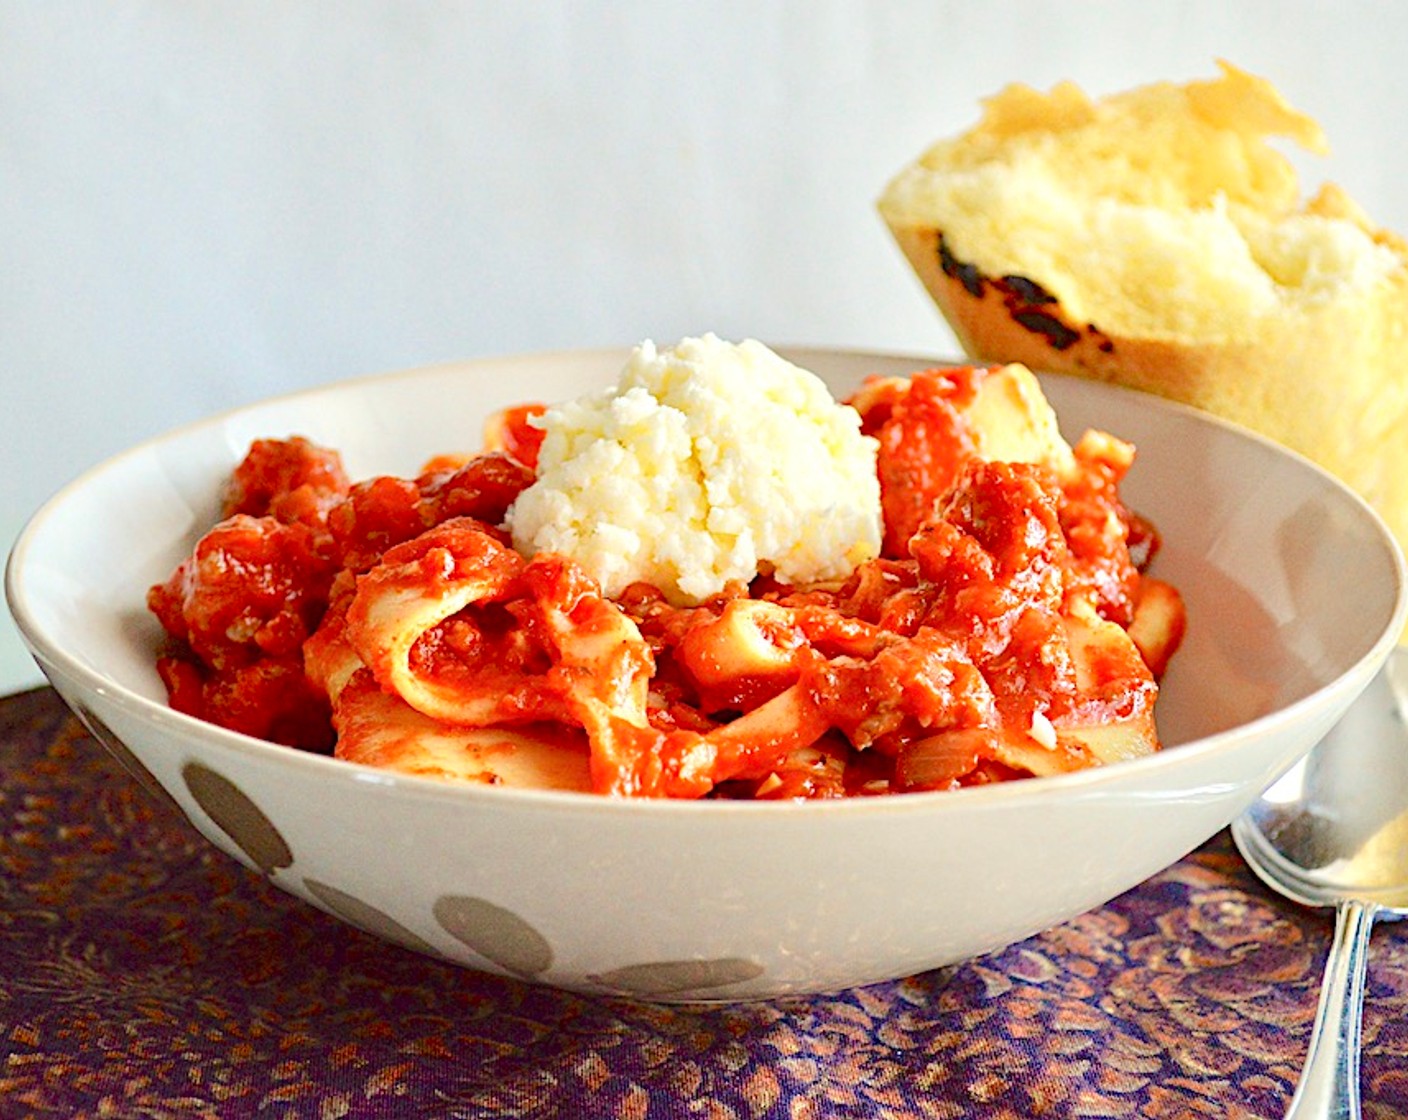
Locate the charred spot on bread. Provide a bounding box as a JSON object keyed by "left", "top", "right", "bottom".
{"left": 937, "top": 233, "right": 1096, "bottom": 353}
{"left": 938, "top": 234, "right": 984, "bottom": 298}
{"left": 998, "top": 275, "right": 1058, "bottom": 307}
{"left": 1010, "top": 308, "right": 1080, "bottom": 351}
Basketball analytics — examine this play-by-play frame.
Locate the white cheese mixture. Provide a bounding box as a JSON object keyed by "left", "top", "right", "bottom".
{"left": 508, "top": 334, "right": 882, "bottom": 604}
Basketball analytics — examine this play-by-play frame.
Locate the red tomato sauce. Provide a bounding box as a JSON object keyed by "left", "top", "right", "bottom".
{"left": 148, "top": 366, "right": 1181, "bottom": 798}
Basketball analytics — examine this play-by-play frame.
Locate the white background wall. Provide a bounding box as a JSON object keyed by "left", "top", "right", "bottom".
{"left": 3, "top": 2, "right": 1405, "bottom": 695}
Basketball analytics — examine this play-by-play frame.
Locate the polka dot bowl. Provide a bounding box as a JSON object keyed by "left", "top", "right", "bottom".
{"left": 8, "top": 348, "right": 1405, "bottom": 1001}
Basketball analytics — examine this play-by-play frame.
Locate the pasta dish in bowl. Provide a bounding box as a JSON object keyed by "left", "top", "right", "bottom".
{"left": 7, "top": 344, "right": 1403, "bottom": 999}
{"left": 146, "top": 339, "right": 1186, "bottom": 801}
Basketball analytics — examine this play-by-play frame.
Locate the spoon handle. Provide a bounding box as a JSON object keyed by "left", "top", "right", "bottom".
{"left": 1283, "top": 898, "right": 1379, "bottom": 1120}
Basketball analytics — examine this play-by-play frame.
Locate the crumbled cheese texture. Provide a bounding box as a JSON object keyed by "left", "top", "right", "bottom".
{"left": 508, "top": 335, "right": 883, "bottom": 604}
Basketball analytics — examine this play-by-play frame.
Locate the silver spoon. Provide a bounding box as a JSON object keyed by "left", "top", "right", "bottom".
{"left": 1231, "top": 648, "right": 1408, "bottom": 1120}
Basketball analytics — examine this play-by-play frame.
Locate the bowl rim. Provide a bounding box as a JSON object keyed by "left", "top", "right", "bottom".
{"left": 8, "top": 344, "right": 1407, "bottom": 821}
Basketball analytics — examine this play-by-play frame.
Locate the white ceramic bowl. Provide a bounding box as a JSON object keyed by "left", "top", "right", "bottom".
{"left": 8, "top": 348, "right": 1406, "bottom": 1001}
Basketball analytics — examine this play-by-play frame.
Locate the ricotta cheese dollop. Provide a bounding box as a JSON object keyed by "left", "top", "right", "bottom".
{"left": 507, "top": 334, "right": 882, "bottom": 604}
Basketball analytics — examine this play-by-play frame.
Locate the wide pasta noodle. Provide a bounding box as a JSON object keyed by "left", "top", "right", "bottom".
{"left": 332, "top": 673, "right": 593, "bottom": 791}
{"left": 149, "top": 362, "right": 1187, "bottom": 800}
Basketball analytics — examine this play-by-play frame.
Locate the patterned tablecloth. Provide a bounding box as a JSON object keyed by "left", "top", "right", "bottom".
{"left": 4, "top": 686, "right": 1408, "bottom": 1120}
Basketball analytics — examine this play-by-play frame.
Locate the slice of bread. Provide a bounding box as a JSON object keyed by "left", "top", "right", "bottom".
{"left": 878, "top": 61, "right": 1408, "bottom": 587}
